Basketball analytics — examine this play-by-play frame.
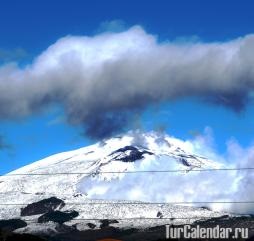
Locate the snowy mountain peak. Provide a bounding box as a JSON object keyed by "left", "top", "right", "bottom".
{"left": 0, "top": 131, "right": 233, "bottom": 232}
{"left": 0, "top": 131, "right": 221, "bottom": 201}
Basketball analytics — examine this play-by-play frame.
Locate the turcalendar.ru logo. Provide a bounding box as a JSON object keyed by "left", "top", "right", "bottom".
{"left": 166, "top": 225, "right": 249, "bottom": 239}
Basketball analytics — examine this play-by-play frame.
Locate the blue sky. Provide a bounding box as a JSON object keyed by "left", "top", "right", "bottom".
{"left": 1, "top": 0, "right": 254, "bottom": 174}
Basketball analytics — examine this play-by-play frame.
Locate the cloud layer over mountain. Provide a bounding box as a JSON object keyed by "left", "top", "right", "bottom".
{"left": 79, "top": 129, "right": 254, "bottom": 214}
{"left": 1, "top": 26, "right": 254, "bottom": 138}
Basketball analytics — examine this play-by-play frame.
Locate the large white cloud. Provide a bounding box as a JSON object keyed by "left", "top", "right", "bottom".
{"left": 1, "top": 26, "right": 254, "bottom": 138}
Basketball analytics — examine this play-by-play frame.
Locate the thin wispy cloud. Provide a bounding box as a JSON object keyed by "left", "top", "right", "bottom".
{"left": 0, "top": 48, "right": 28, "bottom": 63}
{"left": 97, "top": 19, "right": 127, "bottom": 33}
{"left": 0, "top": 135, "right": 11, "bottom": 150}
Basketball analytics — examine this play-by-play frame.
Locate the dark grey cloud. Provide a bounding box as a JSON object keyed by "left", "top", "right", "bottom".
{"left": 204, "top": 91, "right": 249, "bottom": 112}
{"left": 83, "top": 111, "right": 132, "bottom": 139}
{"left": 0, "top": 26, "right": 254, "bottom": 139}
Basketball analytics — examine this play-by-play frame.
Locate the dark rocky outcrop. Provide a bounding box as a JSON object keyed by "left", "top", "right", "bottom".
{"left": 86, "top": 223, "right": 96, "bottom": 229}
{"left": 1, "top": 216, "right": 254, "bottom": 241}
{"left": 110, "top": 146, "right": 153, "bottom": 162}
{"left": 38, "top": 210, "right": 79, "bottom": 224}
{"left": 21, "top": 197, "right": 65, "bottom": 216}
{"left": 156, "top": 211, "right": 163, "bottom": 218}
{"left": 99, "top": 219, "right": 119, "bottom": 229}
{"left": 180, "top": 157, "right": 191, "bottom": 167}
{"left": 55, "top": 223, "right": 78, "bottom": 233}
{"left": 1, "top": 233, "right": 46, "bottom": 241}
{"left": 0, "top": 219, "right": 27, "bottom": 232}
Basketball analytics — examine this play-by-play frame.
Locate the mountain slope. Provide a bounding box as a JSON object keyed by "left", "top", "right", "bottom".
{"left": 0, "top": 131, "right": 231, "bottom": 234}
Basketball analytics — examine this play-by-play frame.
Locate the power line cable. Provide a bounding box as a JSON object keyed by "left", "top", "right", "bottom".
{"left": 0, "top": 201, "right": 253, "bottom": 206}
{"left": 1, "top": 167, "right": 254, "bottom": 176}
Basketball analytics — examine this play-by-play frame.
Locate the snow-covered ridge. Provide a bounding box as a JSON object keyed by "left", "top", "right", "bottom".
{"left": 8, "top": 131, "right": 220, "bottom": 173}
{"left": 0, "top": 131, "right": 220, "bottom": 195}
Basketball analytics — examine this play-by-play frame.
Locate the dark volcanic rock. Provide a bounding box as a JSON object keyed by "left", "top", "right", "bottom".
{"left": 2, "top": 216, "right": 254, "bottom": 241}
{"left": 180, "top": 158, "right": 191, "bottom": 167}
{"left": 55, "top": 223, "right": 77, "bottom": 233}
{"left": 21, "top": 197, "right": 65, "bottom": 216}
{"left": 87, "top": 223, "right": 96, "bottom": 229}
{"left": 156, "top": 211, "right": 163, "bottom": 218}
{"left": 38, "top": 210, "right": 79, "bottom": 224}
{"left": 2, "top": 233, "right": 46, "bottom": 241}
{"left": 0, "top": 219, "right": 27, "bottom": 232}
{"left": 99, "top": 219, "right": 119, "bottom": 228}
{"left": 110, "top": 146, "right": 153, "bottom": 162}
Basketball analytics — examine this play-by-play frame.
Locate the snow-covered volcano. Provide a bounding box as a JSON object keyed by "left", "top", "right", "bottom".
{"left": 0, "top": 131, "right": 221, "bottom": 200}
{"left": 0, "top": 131, "right": 234, "bottom": 234}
